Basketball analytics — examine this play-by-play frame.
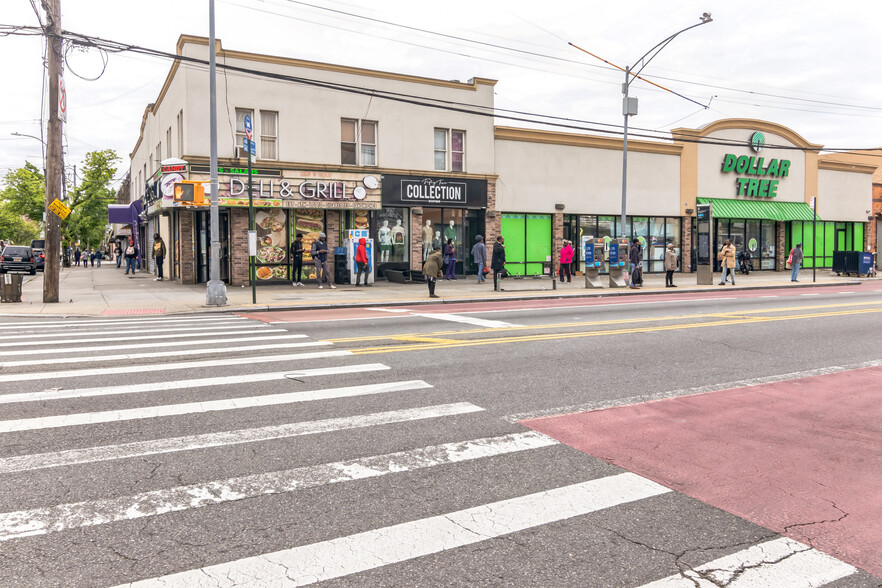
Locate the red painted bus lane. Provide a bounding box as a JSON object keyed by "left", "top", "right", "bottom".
{"left": 523, "top": 366, "right": 882, "bottom": 577}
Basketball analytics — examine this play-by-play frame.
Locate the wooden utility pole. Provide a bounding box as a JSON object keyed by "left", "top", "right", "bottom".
{"left": 42, "top": 0, "right": 62, "bottom": 303}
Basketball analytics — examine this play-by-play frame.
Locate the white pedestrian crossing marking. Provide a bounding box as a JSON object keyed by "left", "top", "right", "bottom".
{"left": 0, "top": 431, "right": 556, "bottom": 543}
{"left": 113, "top": 473, "right": 669, "bottom": 588}
{"left": 0, "top": 323, "right": 273, "bottom": 341}
{"left": 0, "top": 316, "right": 248, "bottom": 330}
{"left": 636, "top": 537, "right": 856, "bottom": 587}
{"left": 0, "top": 348, "right": 351, "bottom": 382}
{"left": 0, "top": 368, "right": 397, "bottom": 431}
{"left": 0, "top": 403, "right": 482, "bottom": 474}
{"left": 414, "top": 312, "right": 519, "bottom": 328}
{"left": 0, "top": 340, "right": 329, "bottom": 368}
{"left": 0, "top": 333, "right": 308, "bottom": 357}
{"left": 0, "top": 328, "right": 285, "bottom": 348}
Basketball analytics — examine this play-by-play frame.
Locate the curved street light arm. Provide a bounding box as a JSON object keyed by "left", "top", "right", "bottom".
{"left": 628, "top": 18, "right": 712, "bottom": 85}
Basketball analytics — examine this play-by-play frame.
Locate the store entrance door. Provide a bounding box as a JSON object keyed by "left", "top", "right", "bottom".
{"left": 195, "top": 210, "right": 230, "bottom": 284}
{"left": 834, "top": 226, "right": 847, "bottom": 252}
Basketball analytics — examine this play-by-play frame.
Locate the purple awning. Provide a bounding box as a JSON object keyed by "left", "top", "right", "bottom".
{"left": 108, "top": 204, "right": 134, "bottom": 224}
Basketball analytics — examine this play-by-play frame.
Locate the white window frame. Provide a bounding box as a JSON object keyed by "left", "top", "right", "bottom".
{"left": 259, "top": 110, "right": 278, "bottom": 161}
{"left": 434, "top": 128, "right": 465, "bottom": 172}
{"left": 341, "top": 118, "right": 378, "bottom": 167}
{"left": 177, "top": 110, "right": 184, "bottom": 157}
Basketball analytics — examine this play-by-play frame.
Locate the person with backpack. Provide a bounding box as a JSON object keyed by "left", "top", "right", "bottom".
{"left": 629, "top": 238, "right": 643, "bottom": 289}
{"left": 354, "top": 237, "right": 371, "bottom": 286}
{"left": 124, "top": 241, "right": 138, "bottom": 275}
{"left": 788, "top": 242, "right": 804, "bottom": 282}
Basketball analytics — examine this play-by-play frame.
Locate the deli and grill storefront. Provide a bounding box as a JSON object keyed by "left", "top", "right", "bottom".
{"left": 381, "top": 174, "right": 489, "bottom": 276}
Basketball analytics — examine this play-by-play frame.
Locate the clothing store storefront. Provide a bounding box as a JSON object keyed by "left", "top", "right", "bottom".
{"left": 381, "top": 174, "right": 488, "bottom": 276}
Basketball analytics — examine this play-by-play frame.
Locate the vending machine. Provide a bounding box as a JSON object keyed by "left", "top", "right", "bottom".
{"left": 608, "top": 237, "right": 629, "bottom": 288}
{"left": 581, "top": 236, "right": 605, "bottom": 289}
{"left": 344, "top": 229, "right": 374, "bottom": 285}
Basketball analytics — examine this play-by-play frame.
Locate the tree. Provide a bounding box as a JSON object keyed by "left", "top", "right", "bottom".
{"left": 0, "top": 202, "right": 41, "bottom": 244}
{"left": 64, "top": 149, "right": 120, "bottom": 248}
{"left": 0, "top": 162, "right": 45, "bottom": 222}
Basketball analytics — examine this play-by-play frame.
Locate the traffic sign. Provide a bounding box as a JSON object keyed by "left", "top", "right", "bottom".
{"left": 48, "top": 198, "right": 71, "bottom": 220}
{"left": 58, "top": 75, "right": 67, "bottom": 123}
{"left": 243, "top": 137, "right": 256, "bottom": 156}
{"left": 244, "top": 114, "right": 252, "bottom": 141}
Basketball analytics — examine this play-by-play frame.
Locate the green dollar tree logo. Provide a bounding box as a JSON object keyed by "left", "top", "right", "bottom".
{"left": 750, "top": 131, "right": 765, "bottom": 153}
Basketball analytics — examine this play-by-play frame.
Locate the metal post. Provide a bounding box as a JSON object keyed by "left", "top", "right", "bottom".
{"left": 248, "top": 145, "right": 255, "bottom": 304}
{"left": 42, "top": 0, "right": 62, "bottom": 303}
{"left": 205, "top": 0, "right": 227, "bottom": 306}
{"left": 813, "top": 196, "right": 817, "bottom": 283}
{"left": 621, "top": 66, "right": 630, "bottom": 240}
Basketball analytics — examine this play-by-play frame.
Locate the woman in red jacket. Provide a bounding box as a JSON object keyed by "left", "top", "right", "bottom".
{"left": 559, "top": 240, "right": 574, "bottom": 283}
{"left": 355, "top": 237, "right": 371, "bottom": 286}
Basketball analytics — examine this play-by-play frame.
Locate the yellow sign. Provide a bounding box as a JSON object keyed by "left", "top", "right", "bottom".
{"left": 48, "top": 198, "right": 71, "bottom": 220}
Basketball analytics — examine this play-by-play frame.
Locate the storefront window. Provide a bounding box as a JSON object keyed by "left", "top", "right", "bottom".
{"left": 292, "top": 209, "right": 325, "bottom": 280}
{"left": 374, "top": 207, "right": 409, "bottom": 264}
{"left": 254, "top": 209, "right": 288, "bottom": 282}
{"left": 648, "top": 217, "right": 666, "bottom": 272}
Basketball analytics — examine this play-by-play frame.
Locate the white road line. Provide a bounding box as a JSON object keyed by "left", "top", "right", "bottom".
{"left": 760, "top": 295, "right": 779, "bottom": 298}
{"left": 0, "top": 430, "right": 555, "bottom": 543}
{"left": 0, "top": 340, "right": 329, "bottom": 368}
{"left": 506, "top": 358, "right": 882, "bottom": 422}
{"left": 0, "top": 328, "right": 285, "bottom": 348}
{"left": 413, "top": 313, "right": 518, "bottom": 328}
{"left": 367, "top": 308, "right": 412, "bottom": 313}
{"left": 801, "top": 293, "right": 820, "bottom": 296}
{"left": 0, "top": 323, "right": 270, "bottom": 341}
{"left": 0, "top": 401, "right": 480, "bottom": 474}
{"left": 0, "top": 333, "right": 307, "bottom": 357}
{"left": 0, "top": 349, "right": 350, "bottom": 383}
{"left": 838, "top": 291, "right": 855, "bottom": 294}
{"left": 0, "top": 316, "right": 248, "bottom": 330}
{"left": 636, "top": 537, "right": 856, "bottom": 587}
{"left": 113, "top": 472, "right": 667, "bottom": 588}
{"left": 0, "top": 370, "right": 399, "bottom": 432}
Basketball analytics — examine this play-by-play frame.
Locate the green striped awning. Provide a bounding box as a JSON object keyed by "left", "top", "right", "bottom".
{"left": 696, "top": 198, "right": 818, "bottom": 222}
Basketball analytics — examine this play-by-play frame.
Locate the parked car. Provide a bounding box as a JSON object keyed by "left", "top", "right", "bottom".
{"left": 30, "top": 239, "right": 45, "bottom": 271}
{"left": 0, "top": 246, "right": 37, "bottom": 275}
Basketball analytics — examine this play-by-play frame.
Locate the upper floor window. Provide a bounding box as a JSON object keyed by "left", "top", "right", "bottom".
{"left": 260, "top": 110, "right": 278, "bottom": 161}
{"left": 341, "top": 119, "right": 377, "bottom": 166}
{"left": 166, "top": 128, "right": 172, "bottom": 159}
{"left": 176, "top": 110, "right": 184, "bottom": 156}
{"left": 434, "top": 129, "right": 465, "bottom": 172}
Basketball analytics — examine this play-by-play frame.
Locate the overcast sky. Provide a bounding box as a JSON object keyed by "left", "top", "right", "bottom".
{"left": 2, "top": 0, "right": 881, "bottom": 185}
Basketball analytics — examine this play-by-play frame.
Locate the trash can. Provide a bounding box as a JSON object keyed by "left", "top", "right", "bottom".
{"left": 857, "top": 252, "right": 874, "bottom": 276}
{"left": 334, "top": 247, "right": 348, "bottom": 284}
{"left": 1, "top": 273, "right": 23, "bottom": 303}
{"left": 832, "top": 250, "right": 847, "bottom": 275}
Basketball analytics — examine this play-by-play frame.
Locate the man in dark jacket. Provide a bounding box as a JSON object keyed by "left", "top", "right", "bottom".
{"left": 629, "top": 238, "right": 642, "bottom": 289}
{"left": 151, "top": 233, "right": 167, "bottom": 281}
{"left": 311, "top": 232, "right": 335, "bottom": 289}
{"left": 491, "top": 235, "right": 506, "bottom": 292}
{"left": 290, "top": 233, "right": 304, "bottom": 286}
{"left": 471, "top": 235, "right": 487, "bottom": 284}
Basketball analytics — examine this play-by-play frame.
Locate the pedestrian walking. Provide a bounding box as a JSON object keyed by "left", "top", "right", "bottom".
{"left": 124, "top": 240, "right": 138, "bottom": 275}
{"left": 788, "top": 242, "right": 804, "bottom": 282}
{"left": 629, "top": 238, "right": 643, "bottom": 289}
{"left": 443, "top": 238, "right": 456, "bottom": 280}
{"left": 471, "top": 235, "right": 487, "bottom": 283}
{"left": 90, "top": 250, "right": 96, "bottom": 267}
{"left": 152, "top": 233, "right": 166, "bottom": 281}
{"left": 311, "top": 232, "right": 335, "bottom": 289}
{"left": 354, "top": 237, "right": 371, "bottom": 286}
{"left": 95, "top": 248, "right": 102, "bottom": 267}
{"left": 491, "top": 235, "right": 506, "bottom": 291}
{"left": 423, "top": 246, "right": 443, "bottom": 298}
{"left": 718, "top": 239, "right": 736, "bottom": 285}
{"left": 559, "top": 240, "right": 574, "bottom": 283}
{"left": 664, "top": 243, "right": 678, "bottom": 287}
{"left": 290, "top": 233, "right": 304, "bottom": 286}
{"left": 74, "top": 248, "right": 81, "bottom": 267}
{"left": 115, "top": 242, "right": 122, "bottom": 268}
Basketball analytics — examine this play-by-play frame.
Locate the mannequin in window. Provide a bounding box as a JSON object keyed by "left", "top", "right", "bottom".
{"left": 378, "top": 219, "right": 392, "bottom": 262}
{"left": 422, "top": 219, "right": 433, "bottom": 261}
{"left": 392, "top": 218, "right": 406, "bottom": 262}
{"left": 433, "top": 230, "right": 442, "bottom": 251}
{"left": 444, "top": 219, "right": 457, "bottom": 243}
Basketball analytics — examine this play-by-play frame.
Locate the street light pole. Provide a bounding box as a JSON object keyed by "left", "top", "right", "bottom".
{"left": 620, "top": 14, "right": 713, "bottom": 238}
{"left": 205, "top": 0, "right": 227, "bottom": 306}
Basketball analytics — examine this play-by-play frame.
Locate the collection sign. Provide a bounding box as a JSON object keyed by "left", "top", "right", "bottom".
{"left": 382, "top": 174, "right": 487, "bottom": 208}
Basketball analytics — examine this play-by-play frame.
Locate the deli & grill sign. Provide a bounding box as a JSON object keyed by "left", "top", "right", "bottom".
{"left": 382, "top": 174, "right": 487, "bottom": 208}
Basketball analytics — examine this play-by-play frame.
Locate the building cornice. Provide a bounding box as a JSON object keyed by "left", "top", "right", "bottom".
{"left": 672, "top": 118, "right": 824, "bottom": 151}
{"left": 494, "top": 126, "right": 682, "bottom": 156}
{"left": 817, "top": 160, "right": 878, "bottom": 174}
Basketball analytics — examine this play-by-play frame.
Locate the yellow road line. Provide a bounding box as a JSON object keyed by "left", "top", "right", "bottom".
{"left": 327, "top": 299, "right": 882, "bottom": 344}
{"left": 347, "top": 307, "right": 882, "bottom": 355}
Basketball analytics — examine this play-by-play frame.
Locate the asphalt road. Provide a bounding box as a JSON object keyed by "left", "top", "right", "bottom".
{"left": 0, "top": 284, "right": 880, "bottom": 587}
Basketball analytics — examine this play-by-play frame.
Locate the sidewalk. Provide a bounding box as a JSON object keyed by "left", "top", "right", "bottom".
{"left": 2, "top": 263, "right": 874, "bottom": 317}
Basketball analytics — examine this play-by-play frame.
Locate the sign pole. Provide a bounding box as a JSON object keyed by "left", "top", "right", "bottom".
{"left": 245, "top": 116, "right": 256, "bottom": 305}
{"left": 812, "top": 196, "right": 817, "bottom": 283}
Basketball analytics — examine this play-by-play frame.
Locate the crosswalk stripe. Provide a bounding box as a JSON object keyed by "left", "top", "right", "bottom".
{"left": 0, "top": 333, "right": 308, "bottom": 358}
{"left": 414, "top": 313, "right": 519, "bottom": 328}
{"left": 0, "top": 349, "right": 351, "bottom": 383}
{"left": 636, "top": 537, "right": 856, "bottom": 587}
{"left": 0, "top": 364, "right": 392, "bottom": 406}
{"left": 0, "top": 316, "right": 248, "bottom": 329}
{"left": 0, "top": 369, "right": 399, "bottom": 432}
{"left": 113, "top": 472, "right": 668, "bottom": 588}
{"left": 0, "top": 323, "right": 271, "bottom": 341}
{"left": 0, "top": 430, "right": 555, "bottom": 543}
{"left": 0, "top": 328, "right": 286, "bottom": 348}
{"left": 0, "top": 402, "right": 482, "bottom": 474}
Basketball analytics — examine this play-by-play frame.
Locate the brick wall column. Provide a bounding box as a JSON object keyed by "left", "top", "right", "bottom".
{"left": 411, "top": 208, "right": 424, "bottom": 271}
{"left": 179, "top": 210, "right": 195, "bottom": 284}
{"left": 552, "top": 212, "right": 564, "bottom": 275}
{"left": 326, "top": 211, "right": 340, "bottom": 281}
{"left": 229, "top": 208, "right": 249, "bottom": 286}
{"left": 682, "top": 216, "right": 693, "bottom": 273}
{"left": 484, "top": 181, "right": 500, "bottom": 245}
{"left": 776, "top": 221, "right": 786, "bottom": 271}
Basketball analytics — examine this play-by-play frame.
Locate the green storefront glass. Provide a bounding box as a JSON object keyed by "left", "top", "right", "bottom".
{"left": 501, "top": 214, "right": 526, "bottom": 276}
{"left": 525, "top": 215, "right": 551, "bottom": 276}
